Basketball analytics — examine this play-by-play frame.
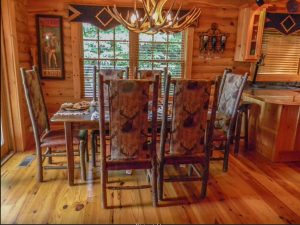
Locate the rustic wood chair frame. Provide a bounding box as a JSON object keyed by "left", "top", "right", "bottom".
{"left": 91, "top": 66, "right": 129, "bottom": 167}
{"left": 98, "top": 75, "right": 160, "bottom": 208}
{"left": 211, "top": 70, "right": 248, "bottom": 172}
{"left": 20, "top": 66, "right": 87, "bottom": 182}
{"left": 158, "top": 76, "right": 220, "bottom": 201}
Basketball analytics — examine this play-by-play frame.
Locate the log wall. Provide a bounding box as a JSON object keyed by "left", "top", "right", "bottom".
{"left": 24, "top": 0, "right": 251, "bottom": 116}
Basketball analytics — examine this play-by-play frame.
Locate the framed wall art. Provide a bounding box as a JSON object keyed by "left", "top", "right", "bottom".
{"left": 36, "top": 15, "right": 65, "bottom": 79}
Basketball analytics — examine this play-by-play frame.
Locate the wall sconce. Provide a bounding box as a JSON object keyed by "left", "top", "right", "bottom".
{"left": 198, "top": 23, "right": 229, "bottom": 57}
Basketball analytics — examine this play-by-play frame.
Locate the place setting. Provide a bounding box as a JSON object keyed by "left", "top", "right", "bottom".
{"left": 54, "top": 101, "right": 91, "bottom": 116}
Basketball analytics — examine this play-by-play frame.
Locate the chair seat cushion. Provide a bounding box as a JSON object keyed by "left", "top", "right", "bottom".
{"left": 40, "top": 129, "right": 87, "bottom": 148}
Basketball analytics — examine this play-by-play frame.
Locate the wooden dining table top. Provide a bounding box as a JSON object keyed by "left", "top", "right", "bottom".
{"left": 50, "top": 103, "right": 169, "bottom": 124}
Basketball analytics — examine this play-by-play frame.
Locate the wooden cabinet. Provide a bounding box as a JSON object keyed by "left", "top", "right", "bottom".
{"left": 234, "top": 6, "right": 266, "bottom": 62}
{"left": 243, "top": 90, "right": 300, "bottom": 162}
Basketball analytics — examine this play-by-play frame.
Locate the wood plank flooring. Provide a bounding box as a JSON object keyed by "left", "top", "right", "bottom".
{"left": 1, "top": 148, "right": 300, "bottom": 224}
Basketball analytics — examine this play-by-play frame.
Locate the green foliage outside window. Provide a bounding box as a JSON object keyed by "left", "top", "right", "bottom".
{"left": 82, "top": 23, "right": 184, "bottom": 97}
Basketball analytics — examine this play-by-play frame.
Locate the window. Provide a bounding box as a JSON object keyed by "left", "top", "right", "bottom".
{"left": 138, "top": 32, "right": 184, "bottom": 79}
{"left": 82, "top": 23, "right": 129, "bottom": 97}
{"left": 258, "top": 29, "right": 300, "bottom": 76}
{"left": 82, "top": 23, "right": 185, "bottom": 98}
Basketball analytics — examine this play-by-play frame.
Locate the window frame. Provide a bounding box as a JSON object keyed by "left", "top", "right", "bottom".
{"left": 81, "top": 24, "right": 130, "bottom": 98}
{"left": 79, "top": 23, "right": 192, "bottom": 99}
{"left": 138, "top": 32, "right": 185, "bottom": 80}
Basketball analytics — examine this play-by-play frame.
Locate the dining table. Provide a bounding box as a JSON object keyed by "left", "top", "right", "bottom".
{"left": 50, "top": 102, "right": 169, "bottom": 186}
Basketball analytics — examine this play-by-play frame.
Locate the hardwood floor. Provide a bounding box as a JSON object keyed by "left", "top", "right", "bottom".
{"left": 1, "top": 147, "right": 300, "bottom": 224}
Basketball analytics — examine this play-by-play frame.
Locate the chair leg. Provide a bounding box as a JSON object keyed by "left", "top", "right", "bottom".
{"left": 223, "top": 139, "right": 231, "bottom": 172}
{"left": 230, "top": 117, "right": 237, "bottom": 144}
{"left": 234, "top": 111, "right": 242, "bottom": 156}
{"left": 244, "top": 108, "right": 249, "bottom": 151}
{"left": 36, "top": 146, "right": 43, "bottom": 182}
{"left": 158, "top": 163, "right": 164, "bottom": 201}
{"left": 152, "top": 161, "right": 158, "bottom": 207}
{"left": 79, "top": 141, "right": 86, "bottom": 181}
{"left": 101, "top": 167, "right": 107, "bottom": 208}
{"left": 91, "top": 132, "right": 97, "bottom": 167}
{"left": 47, "top": 147, "right": 52, "bottom": 164}
{"left": 200, "top": 167, "right": 209, "bottom": 199}
{"left": 85, "top": 136, "right": 89, "bottom": 163}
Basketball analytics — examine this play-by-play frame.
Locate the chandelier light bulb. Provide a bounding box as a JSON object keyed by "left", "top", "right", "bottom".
{"left": 166, "top": 13, "right": 172, "bottom": 21}
{"left": 130, "top": 14, "right": 137, "bottom": 23}
{"left": 152, "top": 13, "right": 158, "bottom": 21}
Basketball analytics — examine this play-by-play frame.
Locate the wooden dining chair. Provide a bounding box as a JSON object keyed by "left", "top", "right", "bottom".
{"left": 158, "top": 76, "right": 219, "bottom": 201}
{"left": 20, "top": 66, "right": 87, "bottom": 182}
{"left": 98, "top": 75, "right": 160, "bottom": 208}
{"left": 211, "top": 70, "right": 248, "bottom": 172}
{"left": 135, "top": 68, "right": 163, "bottom": 92}
{"left": 91, "top": 66, "right": 127, "bottom": 167}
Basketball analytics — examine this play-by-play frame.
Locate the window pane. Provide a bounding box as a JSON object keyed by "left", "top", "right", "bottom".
{"left": 115, "top": 42, "right": 129, "bottom": 59}
{"left": 116, "top": 60, "right": 129, "bottom": 68}
{"left": 169, "top": 32, "right": 182, "bottom": 42}
{"left": 100, "top": 41, "right": 114, "bottom": 59}
{"left": 139, "top": 42, "right": 152, "bottom": 60}
{"left": 115, "top": 25, "right": 129, "bottom": 41}
{"left": 99, "top": 60, "right": 114, "bottom": 69}
{"left": 82, "top": 23, "right": 98, "bottom": 40}
{"left": 99, "top": 28, "right": 114, "bottom": 40}
{"left": 83, "top": 41, "right": 98, "bottom": 58}
{"left": 153, "top": 43, "right": 167, "bottom": 60}
{"left": 83, "top": 60, "right": 98, "bottom": 98}
{"left": 168, "top": 43, "right": 182, "bottom": 60}
{"left": 139, "top": 33, "right": 152, "bottom": 42}
{"left": 154, "top": 32, "right": 167, "bottom": 42}
{"left": 153, "top": 62, "right": 167, "bottom": 71}
{"left": 168, "top": 62, "right": 182, "bottom": 77}
{"left": 139, "top": 61, "right": 152, "bottom": 70}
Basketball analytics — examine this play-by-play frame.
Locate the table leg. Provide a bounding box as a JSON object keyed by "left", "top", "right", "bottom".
{"left": 65, "top": 122, "right": 74, "bottom": 186}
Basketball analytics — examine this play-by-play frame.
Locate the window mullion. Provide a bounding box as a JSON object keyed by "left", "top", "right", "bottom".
{"left": 113, "top": 28, "right": 116, "bottom": 68}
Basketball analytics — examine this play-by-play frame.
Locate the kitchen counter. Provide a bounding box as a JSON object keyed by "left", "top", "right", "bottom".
{"left": 242, "top": 89, "right": 300, "bottom": 162}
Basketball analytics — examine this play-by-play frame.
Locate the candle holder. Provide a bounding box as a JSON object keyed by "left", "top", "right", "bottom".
{"left": 198, "top": 23, "right": 229, "bottom": 57}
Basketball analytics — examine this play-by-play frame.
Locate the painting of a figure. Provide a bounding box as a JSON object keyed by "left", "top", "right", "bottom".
{"left": 36, "top": 15, "right": 64, "bottom": 79}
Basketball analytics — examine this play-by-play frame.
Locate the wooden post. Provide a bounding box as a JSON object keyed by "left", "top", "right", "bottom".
{"left": 1, "top": 0, "right": 27, "bottom": 151}
{"left": 71, "top": 23, "right": 82, "bottom": 100}
{"left": 184, "top": 27, "right": 194, "bottom": 79}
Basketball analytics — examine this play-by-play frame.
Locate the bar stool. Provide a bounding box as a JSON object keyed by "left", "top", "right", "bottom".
{"left": 234, "top": 101, "right": 252, "bottom": 155}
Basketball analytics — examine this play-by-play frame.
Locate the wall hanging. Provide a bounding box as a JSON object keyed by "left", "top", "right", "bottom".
{"left": 265, "top": 13, "right": 300, "bottom": 35}
{"left": 68, "top": 4, "right": 199, "bottom": 32}
{"left": 198, "top": 23, "right": 229, "bottom": 58}
{"left": 36, "top": 15, "right": 65, "bottom": 79}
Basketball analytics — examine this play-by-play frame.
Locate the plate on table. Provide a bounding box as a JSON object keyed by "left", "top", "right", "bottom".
{"left": 61, "top": 101, "right": 90, "bottom": 111}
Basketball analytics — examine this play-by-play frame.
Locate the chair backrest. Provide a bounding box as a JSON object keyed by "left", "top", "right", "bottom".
{"left": 135, "top": 69, "right": 164, "bottom": 97}
{"left": 99, "top": 69, "right": 125, "bottom": 80}
{"left": 137, "top": 70, "right": 163, "bottom": 80}
{"left": 20, "top": 66, "right": 50, "bottom": 140}
{"left": 98, "top": 76, "right": 159, "bottom": 161}
{"left": 93, "top": 66, "right": 126, "bottom": 102}
{"left": 217, "top": 71, "right": 248, "bottom": 118}
{"left": 162, "top": 78, "right": 213, "bottom": 156}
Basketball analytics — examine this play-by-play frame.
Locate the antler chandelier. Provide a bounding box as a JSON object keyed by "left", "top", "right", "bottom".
{"left": 106, "top": 0, "right": 201, "bottom": 34}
